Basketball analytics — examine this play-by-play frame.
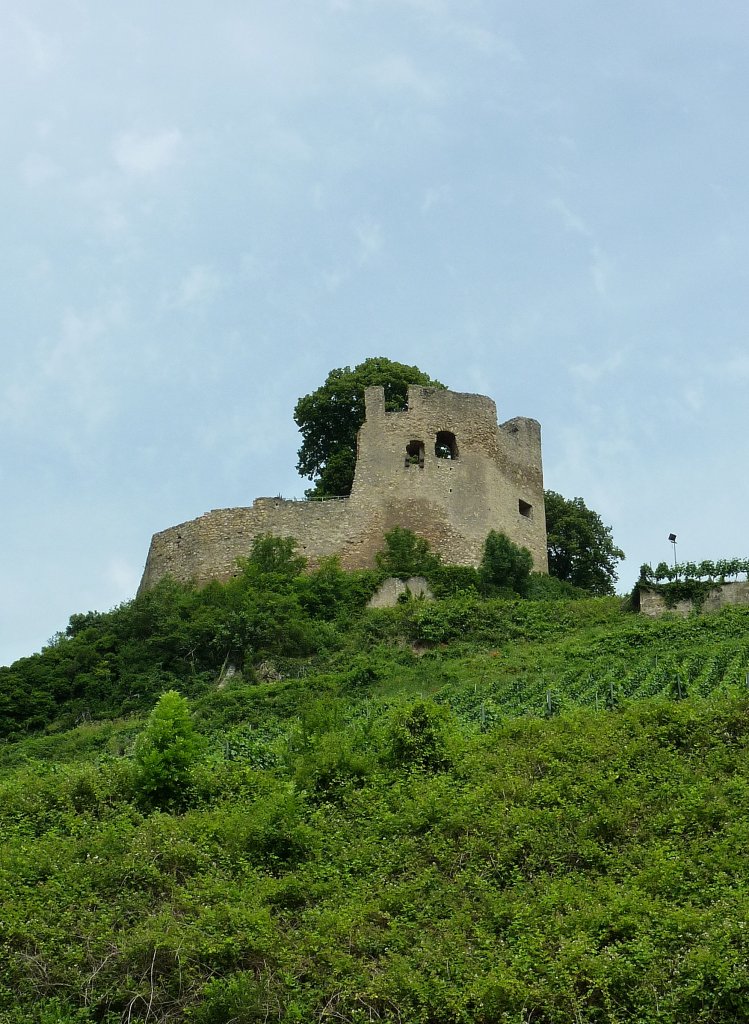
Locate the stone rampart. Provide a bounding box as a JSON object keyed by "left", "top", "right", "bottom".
{"left": 638, "top": 581, "right": 749, "bottom": 618}
{"left": 139, "top": 384, "right": 548, "bottom": 592}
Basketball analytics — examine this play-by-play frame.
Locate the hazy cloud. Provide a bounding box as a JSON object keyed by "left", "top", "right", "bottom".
{"left": 590, "top": 245, "right": 612, "bottom": 298}
{"left": 421, "top": 184, "right": 451, "bottom": 214}
{"left": 19, "top": 153, "right": 60, "bottom": 187}
{"left": 9, "top": 17, "right": 60, "bottom": 76}
{"left": 549, "top": 197, "right": 592, "bottom": 238}
{"left": 366, "top": 54, "right": 439, "bottom": 100}
{"left": 112, "top": 129, "right": 183, "bottom": 176}
{"left": 707, "top": 352, "right": 749, "bottom": 381}
{"left": 165, "top": 266, "right": 225, "bottom": 309}
{"left": 353, "top": 217, "right": 384, "bottom": 264}
{"left": 2, "top": 299, "right": 126, "bottom": 439}
{"left": 105, "top": 557, "right": 141, "bottom": 595}
{"left": 549, "top": 199, "right": 612, "bottom": 297}
{"left": 570, "top": 351, "right": 625, "bottom": 385}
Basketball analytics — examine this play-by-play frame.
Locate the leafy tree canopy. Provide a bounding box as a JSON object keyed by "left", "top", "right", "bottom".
{"left": 544, "top": 490, "right": 624, "bottom": 595}
{"left": 479, "top": 530, "right": 533, "bottom": 597}
{"left": 294, "top": 357, "right": 445, "bottom": 498}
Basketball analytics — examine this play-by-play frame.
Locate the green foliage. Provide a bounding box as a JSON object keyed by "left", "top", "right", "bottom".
{"left": 637, "top": 557, "right": 749, "bottom": 612}
{"left": 134, "top": 690, "right": 203, "bottom": 809}
{"left": 6, "top": 680, "right": 749, "bottom": 1020}
{"left": 298, "top": 557, "right": 381, "bottom": 620}
{"left": 427, "top": 563, "right": 481, "bottom": 597}
{"left": 240, "top": 533, "right": 307, "bottom": 578}
{"left": 294, "top": 357, "right": 444, "bottom": 498}
{"left": 9, "top": 529, "right": 749, "bottom": 1019}
{"left": 478, "top": 529, "right": 533, "bottom": 596}
{"left": 6, "top": 582, "right": 749, "bottom": 1019}
{"left": 385, "top": 698, "right": 450, "bottom": 768}
{"left": 642, "top": 557, "right": 749, "bottom": 584}
{"left": 526, "top": 571, "right": 586, "bottom": 600}
{"left": 375, "top": 526, "right": 442, "bottom": 580}
{"left": 545, "top": 489, "right": 625, "bottom": 595}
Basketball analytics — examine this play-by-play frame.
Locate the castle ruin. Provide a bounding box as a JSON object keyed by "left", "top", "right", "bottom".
{"left": 138, "top": 385, "right": 548, "bottom": 592}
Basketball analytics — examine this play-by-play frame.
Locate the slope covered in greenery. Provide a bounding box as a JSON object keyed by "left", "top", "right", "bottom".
{"left": 2, "top": 548, "right": 749, "bottom": 1022}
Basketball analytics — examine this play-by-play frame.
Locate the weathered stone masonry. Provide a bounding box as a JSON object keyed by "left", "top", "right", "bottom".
{"left": 138, "top": 385, "right": 548, "bottom": 592}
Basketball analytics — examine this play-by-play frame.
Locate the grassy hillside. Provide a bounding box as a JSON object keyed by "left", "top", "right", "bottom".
{"left": 2, "top": 552, "right": 749, "bottom": 1022}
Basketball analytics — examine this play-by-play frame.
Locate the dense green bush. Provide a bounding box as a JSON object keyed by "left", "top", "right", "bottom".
{"left": 375, "top": 525, "right": 442, "bottom": 579}
{"left": 134, "top": 690, "right": 204, "bottom": 810}
{"left": 478, "top": 529, "right": 533, "bottom": 596}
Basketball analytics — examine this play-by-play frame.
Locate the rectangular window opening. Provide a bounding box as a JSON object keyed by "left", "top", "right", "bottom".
{"left": 519, "top": 499, "right": 533, "bottom": 518}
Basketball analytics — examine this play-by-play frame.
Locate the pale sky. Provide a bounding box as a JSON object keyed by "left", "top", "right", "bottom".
{"left": 3, "top": 1, "right": 749, "bottom": 666}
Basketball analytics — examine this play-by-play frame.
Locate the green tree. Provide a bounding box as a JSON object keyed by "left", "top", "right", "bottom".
{"left": 241, "top": 533, "right": 307, "bottom": 580}
{"left": 544, "top": 490, "right": 625, "bottom": 595}
{"left": 479, "top": 530, "right": 533, "bottom": 596}
{"left": 375, "top": 526, "right": 442, "bottom": 579}
{"left": 134, "top": 690, "right": 203, "bottom": 810}
{"left": 294, "top": 357, "right": 445, "bottom": 498}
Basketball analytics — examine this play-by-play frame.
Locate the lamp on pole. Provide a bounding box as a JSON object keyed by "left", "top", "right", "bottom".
{"left": 668, "top": 533, "right": 677, "bottom": 574}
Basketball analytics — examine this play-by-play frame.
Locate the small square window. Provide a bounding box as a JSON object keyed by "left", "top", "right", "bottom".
{"left": 519, "top": 499, "right": 532, "bottom": 518}
{"left": 405, "top": 440, "right": 425, "bottom": 468}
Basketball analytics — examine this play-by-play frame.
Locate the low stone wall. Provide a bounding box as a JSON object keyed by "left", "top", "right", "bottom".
{"left": 638, "top": 581, "right": 749, "bottom": 618}
{"left": 138, "top": 497, "right": 353, "bottom": 593}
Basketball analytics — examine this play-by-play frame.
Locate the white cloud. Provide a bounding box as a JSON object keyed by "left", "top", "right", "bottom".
{"left": 379, "top": 0, "right": 522, "bottom": 59}
{"left": 239, "top": 252, "right": 275, "bottom": 283}
{"left": 253, "top": 115, "right": 312, "bottom": 163}
{"left": 548, "top": 197, "right": 592, "bottom": 238}
{"left": 707, "top": 352, "right": 749, "bottom": 381}
{"left": 96, "top": 200, "right": 130, "bottom": 240}
{"left": 112, "top": 128, "right": 183, "bottom": 176}
{"left": 10, "top": 17, "right": 60, "bottom": 76}
{"left": 19, "top": 153, "right": 60, "bottom": 187}
{"left": 570, "top": 350, "right": 625, "bottom": 385}
{"left": 683, "top": 384, "right": 704, "bottom": 413}
{"left": 366, "top": 54, "right": 439, "bottom": 100}
{"left": 322, "top": 269, "right": 347, "bottom": 292}
{"left": 1, "top": 299, "right": 127, "bottom": 440}
{"left": 166, "top": 265, "right": 225, "bottom": 309}
{"left": 590, "top": 245, "right": 611, "bottom": 297}
{"left": 548, "top": 199, "right": 612, "bottom": 297}
{"left": 105, "top": 557, "right": 141, "bottom": 595}
{"left": 421, "top": 184, "right": 450, "bottom": 213}
{"left": 353, "top": 217, "right": 384, "bottom": 263}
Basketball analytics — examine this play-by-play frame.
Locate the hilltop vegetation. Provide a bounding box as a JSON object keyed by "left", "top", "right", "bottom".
{"left": 294, "top": 357, "right": 445, "bottom": 498}
{"left": 2, "top": 536, "right": 749, "bottom": 1021}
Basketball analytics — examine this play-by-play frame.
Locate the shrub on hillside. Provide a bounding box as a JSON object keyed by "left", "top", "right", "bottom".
{"left": 134, "top": 690, "right": 204, "bottom": 810}
{"left": 375, "top": 526, "right": 442, "bottom": 579}
{"left": 479, "top": 530, "right": 533, "bottom": 597}
{"left": 385, "top": 699, "right": 450, "bottom": 769}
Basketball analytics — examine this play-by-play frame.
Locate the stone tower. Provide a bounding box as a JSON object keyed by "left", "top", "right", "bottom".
{"left": 138, "top": 385, "right": 547, "bottom": 592}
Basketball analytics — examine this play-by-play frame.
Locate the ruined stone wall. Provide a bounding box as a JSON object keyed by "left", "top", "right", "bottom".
{"left": 138, "top": 498, "right": 355, "bottom": 592}
{"left": 638, "top": 582, "right": 749, "bottom": 618}
{"left": 348, "top": 386, "right": 547, "bottom": 571}
{"left": 139, "top": 384, "right": 548, "bottom": 592}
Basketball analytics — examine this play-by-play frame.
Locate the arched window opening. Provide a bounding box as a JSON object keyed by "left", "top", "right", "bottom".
{"left": 435, "top": 431, "right": 458, "bottom": 459}
{"left": 405, "top": 439, "right": 425, "bottom": 468}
